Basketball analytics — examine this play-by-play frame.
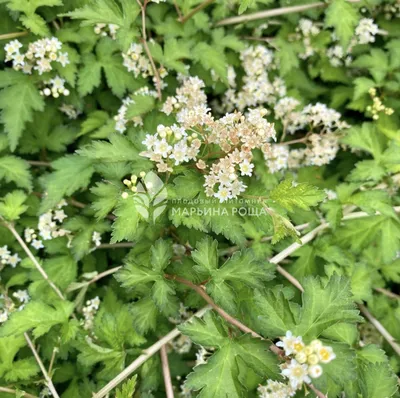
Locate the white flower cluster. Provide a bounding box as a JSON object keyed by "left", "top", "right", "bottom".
{"left": 37, "top": 200, "right": 70, "bottom": 241}
{"left": 82, "top": 296, "right": 100, "bottom": 330}
{"left": 94, "top": 23, "right": 119, "bottom": 40}
{"left": 59, "top": 103, "right": 80, "bottom": 119}
{"left": 40, "top": 75, "right": 70, "bottom": 98}
{"left": 326, "top": 44, "right": 352, "bottom": 68}
{"left": 367, "top": 88, "right": 394, "bottom": 120}
{"left": 162, "top": 76, "right": 211, "bottom": 128}
{"left": 267, "top": 101, "right": 349, "bottom": 173}
{"left": 295, "top": 18, "right": 320, "bottom": 59}
{"left": 122, "top": 42, "right": 168, "bottom": 88}
{"left": 146, "top": 77, "right": 277, "bottom": 201}
{"left": 140, "top": 124, "right": 202, "bottom": 173}
{"left": 355, "top": 18, "right": 379, "bottom": 44}
{"left": 225, "top": 45, "right": 285, "bottom": 111}
{"left": 92, "top": 231, "right": 102, "bottom": 247}
{"left": 259, "top": 331, "right": 335, "bottom": 397}
{"left": 0, "top": 245, "right": 21, "bottom": 268}
{"left": 4, "top": 37, "right": 69, "bottom": 75}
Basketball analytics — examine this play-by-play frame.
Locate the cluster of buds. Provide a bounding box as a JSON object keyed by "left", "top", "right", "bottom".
{"left": 82, "top": 296, "right": 100, "bottom": 330}
{"left": 37, "top": 200, "right": 70, "bottom": 241}
{"left": 0, "top": 245, "right": 21, "bottom": 268}
{"left": 40, "top": 75, "right": 70, "bottom": 98}
{"left": 94, "top": 23, "right": 119, "bottom": 40}
{"left": 4, "top": 37, "right": 69, "bottom": 75}
{"left": 24, "top": 228, "right": 44, "bottom": 250}
{"left": 367, "top": 88, "right": 394, "bottom": 120}
{"left": 59, "top": 103, "right": 80, "bottom": 120}
{"left": 259, "top": 331, "right": 336, "bottom": 397}
{"left": 121, "top": 171, "right": 146, "bottom": 198}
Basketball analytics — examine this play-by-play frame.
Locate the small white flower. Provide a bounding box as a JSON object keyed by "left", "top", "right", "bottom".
{"left": 239, "top": 160, "right": 254, "bottom": 176}
{"left": 317, "top": 345, "right": 336, "bottom": 363}
{"left": 276, "top": 331, "right": 305, "bottom": 356}
{"left": 6, "top": 253, "right": 21, "bottom": 268}
{"left": 308, "top": 364, "right": 323, "bottom": 378}
{"left": 0, "top": 310, "right": 8, "bottom": 323}
{"left": 281, "top": 359, "right": 311, "bottom": 390}
{"left": 53, "top": 210, "right": 67, "bottom": 223}
{"left": 57, "top": 52, "right": 70, "bottom": 67}
{"left": 31, "top": 239, "right": 44, "bottom": 250}
{"left": 215, "top": 186, "right": 232, "bottom": 203}
{"left": 154, "top": 139, "right": 172, "bottom": 157}
{"left": 13, "top": 289, "right": 30, "bottom": 303}
{"left": 92, "top": 231, "right": 102, "bottom": 247}
{"left": 0, "top": 245, "right": 10, "bottom": 259}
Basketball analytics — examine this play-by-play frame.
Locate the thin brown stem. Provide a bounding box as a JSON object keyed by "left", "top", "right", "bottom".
{"left": 0, "top": 387, "right": 37, "bottom": 398}
{"left": 24, "top": 333, "right": 60, "bottom": 398}
{"left": 160, "top": 345, "right": 175, "bottom": 398}
{"left": 0, "top": 31, "right": 28, "bottom": 40}
{"left": 164, "top": 274, "right": 282, "bottom": 355}
{"left": 374, "top": 287, "right": 400, "bottom": 300}
{"left": 180, "top": 0, "right": 215, "bottom": 23}
{"left": 276, "top": 136, "right": 308, "bottom": 146}
{"left": 137, "top": 0, "right": 162, "bottom": 100}
{"left": 1, "top": 219, "right": 66, "bottom": 301}
{"left": 96, "top": 243, "right": 134, "bottom": 249}
{"left": 173, "top": 0, "right": 183, "bottom": 19}
{"left": 27, "top": 160, "right": 52, "bottom": 167}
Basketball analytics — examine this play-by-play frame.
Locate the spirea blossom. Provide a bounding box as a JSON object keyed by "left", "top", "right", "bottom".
{"left": 224, "top": 45, "right": 285, "bottom": 111}
{"left": 0, "top": 245, "right": 21, "bottom": 268}
{"left": 355, "top": 18, "right": 379, "bottom": 44}
{"left": 40, "top": 75, "right": 70, "bottom": 98}
{"left": 259, "top": 333, "right": 336, "bottom": 397}
{"left": 4, "top": 37, "right": 69, "bottom": 75}
{"left": 59, "top": 103, "right": 80, "bottom": 119}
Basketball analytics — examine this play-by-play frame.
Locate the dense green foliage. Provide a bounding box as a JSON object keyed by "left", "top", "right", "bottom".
{"left": 0, "top": 0, "right": 400, "bottom": 397}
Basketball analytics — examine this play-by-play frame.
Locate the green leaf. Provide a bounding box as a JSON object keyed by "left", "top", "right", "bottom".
{"left": 352, "top": 50, "right": 389, "bottom": 83}
{"left": 270, "top": 179, "right": 326, "bottom": 212}
{"left": 91, "top": 182, "right": 120, "bottom": 220}
{"left": 341, "top": 123, "right": 385, "bottom": 160}
{"left": 0, "top": 300, "right": 74, "bottom": 338}
{"left": 111, "top": 196, "right": 141, "bottom": 243}
{"left": 325, "top": 0, "right": 359, "bottom": 48}
{"left": 0, "top": 72, "right": 45, "bottom": 151}
{"left": 238, "top": 0, "right": 255, "bottom": 14}
{"left": 295, "top": 275, "right": 362, "bottom": 339}
{"left": 353, "top": 77, "right": 375, "bottom": 101}
{"left": 125, "top": 94, "right": 155, "bottom": 118}
{"left": 192, "top": 237, "right": 219, "bottom": 274}
{"left": 151, "top": 239, "right": 172, "bottom": 272}
{"left": 193, "top": 42, "right": 228, "bottom": 84}
{"left": 115, "top": 375, "right": 137, "bottom": 398}
{"left": 0, "top": 190, "right": 28, "bottom": 220}
{"left": 0, "top": 156, "right": 32, "bottom": 190}
{"left": 358, "top": 363, "right": 398, "bottom": 398}
{"left": 40, "top": 155, "right": 95, "bottom": 212}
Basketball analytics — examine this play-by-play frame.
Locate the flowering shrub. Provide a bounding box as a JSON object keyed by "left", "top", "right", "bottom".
{"left": 0, "top": 0, "right": 400, "bottom": 397}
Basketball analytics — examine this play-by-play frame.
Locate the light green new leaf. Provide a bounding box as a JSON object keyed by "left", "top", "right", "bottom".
{"left": 0, "top": 156, "right": 32, "bottom": 191}
{"left": 325, "top": 0, "right": 359, "bottom": 48}
{"left": 116, "top": 375, "right": 137, "bottom": 398}
{"left": 0, "top": 72, "right": 45, "bottom": 151}
{"left": 0, "top": 190, "right": 28, "bottom": 221}
{"left": 270, "top": 179, "right": 326, "bottom": 212}
{"left": 151, "top": 239, "right": 172, "bottom": 272}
